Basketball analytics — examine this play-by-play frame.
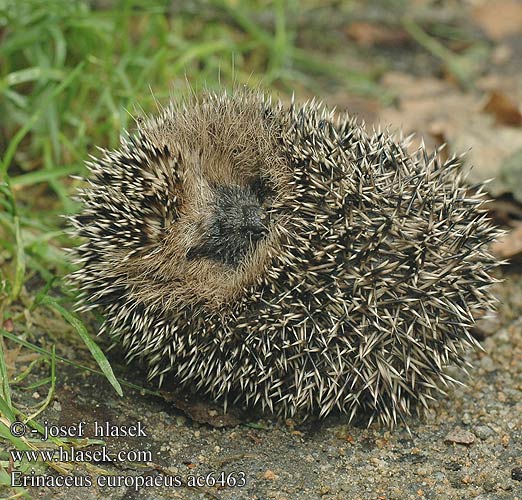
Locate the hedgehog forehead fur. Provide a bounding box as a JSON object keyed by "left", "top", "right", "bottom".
{"left": 79, "top": 92, "right": 290, "bottom": 310}
{"left": 70, "top": 89, "right": 499, "bottom": 427}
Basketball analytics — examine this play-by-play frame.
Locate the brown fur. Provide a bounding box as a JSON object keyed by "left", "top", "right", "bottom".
{"left": 114, "top": 91, "right": 290, "bottom": 311}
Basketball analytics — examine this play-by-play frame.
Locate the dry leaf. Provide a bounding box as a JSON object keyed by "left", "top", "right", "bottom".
{"left": 379, "top": 72, "right": 522, "bottom": 197}
{"left": 472, "top": 0, "right": 522, "bottom": 40}
{"left": 159, "top": 391, "right": 242, "bottom": 428}
{"left": 483, "top": 91, "right": 522, "bottom": 126}
{"left": 490, "top": 225, "right": 522, "bottom": 259}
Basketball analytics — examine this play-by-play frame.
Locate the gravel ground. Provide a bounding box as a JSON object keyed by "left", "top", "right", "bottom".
{"left": 17, "top": 268, "right": 521, "bottom": 500}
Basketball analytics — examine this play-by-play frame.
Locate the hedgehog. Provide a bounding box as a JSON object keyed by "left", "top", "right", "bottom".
{"left": 70, "top": 89, "right": 499, "bottom": 427}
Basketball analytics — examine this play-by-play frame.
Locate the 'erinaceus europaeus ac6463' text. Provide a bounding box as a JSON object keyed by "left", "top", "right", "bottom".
{"left": 70, "top": 90, "right": 499, "bottom": 426}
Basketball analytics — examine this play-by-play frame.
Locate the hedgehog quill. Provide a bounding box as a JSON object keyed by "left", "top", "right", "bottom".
{"left": 70, "top": 90, "right": 499, "bottom": 427}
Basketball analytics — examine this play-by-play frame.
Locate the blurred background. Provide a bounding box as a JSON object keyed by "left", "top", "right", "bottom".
{"left": 2, "top": 0, "right": 522, "bottom": 233}
{"left": 1, "top": 0, "right": 522, "bottom": 496}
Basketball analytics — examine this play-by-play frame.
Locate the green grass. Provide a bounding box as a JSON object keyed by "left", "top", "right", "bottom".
{"left": 0, "top": 0, "right": 488, "bottom": 495}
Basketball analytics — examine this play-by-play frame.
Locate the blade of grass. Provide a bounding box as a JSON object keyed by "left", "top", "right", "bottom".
{"left": 0, "top": 328, "right": 159, "bottom": 396}
{"left": 267, "top": 0, "right": 290, "bottom": 83}
{"left": 0, "top": 337, "right": 12, "bottom": 408}
{"left": 0, "top": 67, "right": 64, "bottom": 90}
{"left": 11, "top": 359, "right": 41, "bottom": 385}
{"left": 38, "top": 296, "right": 123, "bottom": 397}
{"left": 11, "top": 216, "right": 25, "bottom": 301}
{"left": 170, "top": 39, "right": 234, "bottom": 76}
{"left": 0, "top": 417, "right": 69, "bottom": 474}
{"left": 402, "top": 18, "right": 472, "bottom": 89}
{"left": 0, "top": 394, "right": 16, "bottom": 422}
{"left": 1, "top": 392, "right": 101, "bottom": 449}
{"left": 9, "top": 164, "right": 79, "bottom": 187}
{"left": 292, "top": 48, "right": 385, "bottom": 97}
{"left": 43, "top": 141, "right": 75, "bottom": 214}
{"left": 215, "top": 0, "right": 273, "bottom": 46}
{"left": 20, "top": 377, "right": 52, "bottom": 391}
{"left": 26, "top": 346, "right": 56, "bottom": 421}
{"left": 0, "top": 61, "right": 85, "bottom": 177}
{"left": 0, "top": 420, "right": 30, "bottom": 451}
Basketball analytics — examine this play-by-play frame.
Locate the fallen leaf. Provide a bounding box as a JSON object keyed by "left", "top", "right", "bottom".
{"left": 444, "top": 428, "right": 476, "bottom": 445}
{"left": 380, "top": 72, "right": 522, "bottom": 197}
{"left": 159, "top": 391, "right": 242, "bottom": 428}
{"left": 490, "top": 224, "right": 522, "bottom": 259}
{"left": 483, "top": 91, "right": 522, "bottom": 126}
{"left": 472, "top": 1, "right": 522, "bottom": 40}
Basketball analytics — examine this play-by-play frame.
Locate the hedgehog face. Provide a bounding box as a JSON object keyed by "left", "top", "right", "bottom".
{"left": 72, "top": 92, "right": 288, "bottom": 311}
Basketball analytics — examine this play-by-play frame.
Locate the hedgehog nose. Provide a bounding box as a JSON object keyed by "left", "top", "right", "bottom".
{"left": 242, "top": 205, "right": 265, "bottom": 235}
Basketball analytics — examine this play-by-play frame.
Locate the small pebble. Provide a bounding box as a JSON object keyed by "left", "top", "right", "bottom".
{"left": 480, "top": 356, "right": 495, "bottom": 372}
{"left": 473, "top": 425, "right": 495, "bottom": 440}
{"left": 263, "top": 469, "right": 277, "bottom": 480}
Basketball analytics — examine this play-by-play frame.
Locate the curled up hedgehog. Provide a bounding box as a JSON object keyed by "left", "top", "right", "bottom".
{"left": 70, "top": 89, "right": 499, "bottom": 427}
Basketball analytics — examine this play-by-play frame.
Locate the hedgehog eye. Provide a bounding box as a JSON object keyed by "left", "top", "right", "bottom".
{"left": 251, "top": 176, "right": 274, "bottom": 204}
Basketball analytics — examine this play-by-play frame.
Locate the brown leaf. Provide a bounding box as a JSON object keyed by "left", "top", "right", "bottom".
{"left": 483, "top": 91, "right": 522, "bottom": 126}
{"left": 444, "top": 428, "right": 476, "bottom": 445}
{"left": 379, "top": 72, "right": 522, "bottom": 196}
{"left": 472, "top": 1, "right": 522, "bottom": 40}
{"left": 159, "top": 391, "right": 242, "bottom": 428}
{"left": 490, "top": 225, "right": 522, "bottom": 259}
{"left": 345, "top": 22, "right": 409, "bottom": 47}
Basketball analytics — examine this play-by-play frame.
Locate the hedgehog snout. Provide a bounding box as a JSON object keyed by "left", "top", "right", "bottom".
{"left": 186, "top": 184, "right": 269, "bottom": 266}
{"left": 241, "top": 205, "right": 266, "bottom": 236}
